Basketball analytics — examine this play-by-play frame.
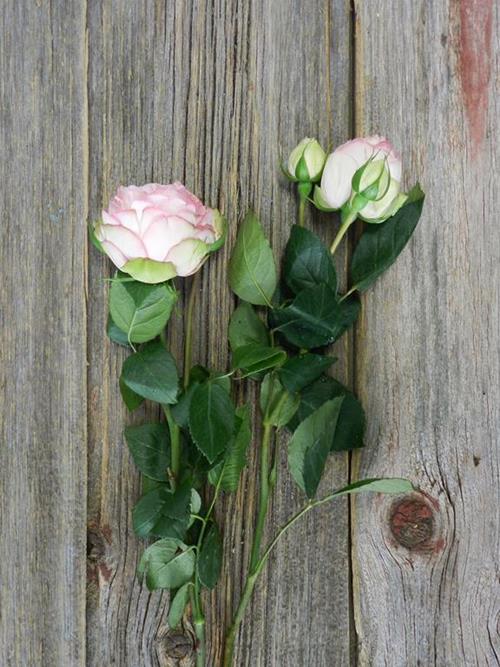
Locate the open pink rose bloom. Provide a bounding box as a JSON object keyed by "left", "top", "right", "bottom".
{"left": 94, "top": 182, "right": 225, "bottom": 283}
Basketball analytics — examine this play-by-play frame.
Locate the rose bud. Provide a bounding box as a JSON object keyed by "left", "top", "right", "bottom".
{"left": 284, "top": 138, "right": 326, "bottom": 183}
{"left": 93, "top": 182, "right": 225, "bottom": 283}
{"left": 314, "top": 136, "right": 407, "bottom": 223}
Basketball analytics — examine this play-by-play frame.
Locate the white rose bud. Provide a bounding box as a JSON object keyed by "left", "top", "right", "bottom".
{"left": 285, "top": 138, "right": 326, "bottom": 183}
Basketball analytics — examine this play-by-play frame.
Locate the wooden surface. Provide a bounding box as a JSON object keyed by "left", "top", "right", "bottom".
{"left": 0, "top": 2, "right": 88, "bottom": 666}
{"left": 1, "top": 1, "right": 499, "bottom": 666}
{"left": 352, "top": 1, "right": 500, "bottom": 666}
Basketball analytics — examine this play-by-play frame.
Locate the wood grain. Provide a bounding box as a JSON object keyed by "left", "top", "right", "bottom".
{"left": 351, "top": 1, "right": 500, "bottom": 665}
{"left": 0, "top": 1, "right": 88, "bottom": 665}
{"left": 3, "top": 1, "right": 499, "bottom": 666}
{"left": 86, "top": 1, "right": 354, "bottom": 665}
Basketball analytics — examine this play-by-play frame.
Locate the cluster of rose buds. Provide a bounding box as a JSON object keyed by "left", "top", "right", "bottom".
{"left": 285, "top": 135, "right": 407, "bottom": 224}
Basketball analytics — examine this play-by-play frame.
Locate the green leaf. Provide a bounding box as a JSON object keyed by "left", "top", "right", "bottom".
{"left": 228, "top": 302, "right": 270, "bottom": 350}
{"left": 171, "top": 383, "right": 198, "bottom": 428}
{"left": 232, "top": 343, "right": 287, "bottom": 377}
{"left": 107, "top": 315, "right": 131, "bottom": 347}
{"left": 132, "top": 482, "right": 191, "bottom": 539}
{"left": 330, "top": 390, "right": 365, "bottom": 452}
{"left": 109, "top": 278, "right": 177, "bottom": 343}
{"left": 210, "top": 372, "right": 232, "bottom": 395}
{"left": 124, "top": 423, "right": 170, "bottom": 481}
{"left": 168, "top": 583, "right": 191, "bottom": 628}
{"left": 139, "top": 538, "right": 195, "bottom": 591}
{"left": 279, "top": 353, "right": 337, "bottom": 393}
{"left": 350, "top": 184, "right": 425, "bottom": 293}
{"left": 228, "top": 211, "right": 277, "bottom": 306}
{"left": 288, "top": 398, "right": 344, "bottom": 497}
{"left": 287, "top": 376, "right": 365, "bottom": 451}
{"left": 121, "top": 340, "right": 179, "bottom": 405}
{"left": 208, "top": 405, "right": 251, "bottom": 491}
{"left": 119, "top": 376, "right": 144, "bottom": 411}
{"left": 189, "top": 382, "right": 236, "bottom": 463}
{"left": 138, "top": 537, "right": 178, "bottom": 578}
{"left": 284, "top": 225, "right": 337, "bottom": 294}
{"left": 197, "top": 523, "right": 223, "bottom": 589}
{"left": 260, "top": 374, "right": 300, "bottom": 428}
{"left": 330, "top": 478, "right": 414, "bottom": 497}
{"left": 272, "top": 284, "right": 360, "bottom": 349}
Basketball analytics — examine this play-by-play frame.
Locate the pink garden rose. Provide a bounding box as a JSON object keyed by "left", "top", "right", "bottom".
{"left": 94, "top": 182, "right": 225, "bottom": 283}
{"left": 314, "top": 135, "right": 407, "bottom": 222}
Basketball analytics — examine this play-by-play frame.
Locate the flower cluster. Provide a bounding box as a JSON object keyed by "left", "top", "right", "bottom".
{"left": 92, "top": 133, "right": 423, "bottom": 667}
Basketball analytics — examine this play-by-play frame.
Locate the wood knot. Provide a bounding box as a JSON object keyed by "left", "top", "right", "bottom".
{"left": 156, "top": 628, "right": 194, "bottom": 664}
{"left": 87, "top": 523, "right": 114, "bottom": 584}
{"left": 389, "top": 497, "right": 434, "bottom": 550}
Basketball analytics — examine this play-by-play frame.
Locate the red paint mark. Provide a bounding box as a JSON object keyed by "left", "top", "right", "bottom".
{"left": 458, "top": 0, "right": 493, "bottom": 156}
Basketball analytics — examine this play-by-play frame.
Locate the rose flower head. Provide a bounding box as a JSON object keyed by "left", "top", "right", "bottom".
{"left": 314, "top": 136, "right": 407, "bottom": 223}
{"left": 93, "top": 182, "right": 225, "bottom": 283}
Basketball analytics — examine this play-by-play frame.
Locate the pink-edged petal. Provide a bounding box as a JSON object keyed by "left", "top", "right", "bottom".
{"left": 99, "top": 224, "right": 147, "bottom": 259}
{"left": 104, "top": 209, "right": 140, "bottom": 233}
{"left": 101, "top": 240, "right": 127, "bottom": 268}
{"left": 165, "top": 239, "right": 209, "bottom": 276}
{"left": 142, "top": 216, "right": 196, "bottom": 261}
{"left": 336, "top": 138, "right": 372, "bottom": 166}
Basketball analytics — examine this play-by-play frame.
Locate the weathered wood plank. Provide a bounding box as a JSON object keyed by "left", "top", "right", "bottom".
{"left": 351, "top": 1, "right": 500, "bottom": 665}
{"left": 86, "top": 1, "right": 354, "bottom": 665}
{"left": 0, "top": 1, "right": 88, "bottom": 665}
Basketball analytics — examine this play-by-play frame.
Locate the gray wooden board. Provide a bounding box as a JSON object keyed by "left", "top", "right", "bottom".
{"left": 86, "top": 1, "right": 354, "bottom": 665}
{"left": 351, "top": 1, "right": 500, "bottom": 666}
{"left": 0, "top": 1, "right": 88, "bottom": 666}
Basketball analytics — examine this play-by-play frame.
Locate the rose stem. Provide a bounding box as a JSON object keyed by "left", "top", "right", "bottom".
{"left": 298, "top": 196, "right": 306, "bottom": 227}
{"left": 248, "top": 422, "right": 273, "bottom": 571}
{"left": 184, "top": 270, "right": 200, "bottom": 390}
{"left": 222, "top": 422, "right": 273, "bottom": 666}
{"left": 223, "top": 490, "right": 353, "bottom": 666}
{"left": 191, "top": 471, "right": 224, "bottom": 667}
{"left": 330, "top": 209, "right": 357, "bottom": 254}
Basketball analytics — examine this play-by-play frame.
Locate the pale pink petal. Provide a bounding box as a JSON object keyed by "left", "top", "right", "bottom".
{"left": 106, "top": 209, "right": 140, "bottom": 233}
{"left": 336, "top": 138, "right": 372, "bottom": 167}
{"left": 165, "top": 239, "right": 209, "bottom": 276}
{"left": 193, "top": 227, "right": 216, "bottom": 243}
{"left": 99, "top": 224, "right": 147, "bottom": 259}
{"left": 100, "top": 240, "right": 127, "bottom": 268}
{"left": 142, "top": 217, "right": 197, "bottom": 261}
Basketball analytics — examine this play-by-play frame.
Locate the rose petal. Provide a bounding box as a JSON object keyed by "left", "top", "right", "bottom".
{"left": 103, "top": 209, "right": 140, "bottom": 234}
{"left": 361, "top": 178, "right": 401, "bottom": 221}
{"left": 165, "top": 238, "right": 209, "bottom": 276}
{"left": 142, "top": 216, "right": 198, "bottom": 261}
{"left": 100, "top": 240, "right": 127, "bottom": 268}
{"left": 99, "top": 224, "right": 147, "bottom": 259}
{"left": 320, "top": 151, "right": 359, "bottom": 209}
